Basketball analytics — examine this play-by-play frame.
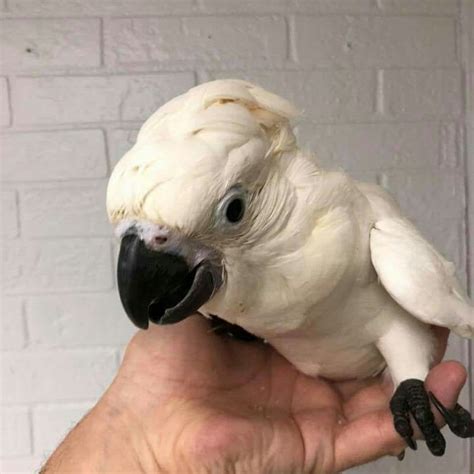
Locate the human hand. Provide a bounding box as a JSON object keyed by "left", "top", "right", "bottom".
{"left": 90, "top": 316, "right": 466, "bottom": 473}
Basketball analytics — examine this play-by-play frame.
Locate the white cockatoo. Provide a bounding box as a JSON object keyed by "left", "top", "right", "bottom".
{"left": 107, "top": 80, "right": 474, "bottom": 456}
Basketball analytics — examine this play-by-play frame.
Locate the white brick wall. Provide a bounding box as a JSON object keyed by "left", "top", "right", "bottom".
{"left": 0, "top": 77, "right": 10, "bottom": 126}
{"left": 381, "top": 69, "right": 462, "bottom": 119}
{"left": 104, "top": 16, "right": 287, "bottom": 67}
{"left": 293, "top": 16, "right": 457, "bottom": 67}
{"left": 210, "top": 69, "right": 377, "bottom": 122}
{"left": 0, "top": 1, "right": 472, "bottom": 472}
{"left": 1, "top": 407, "right": 31, "bottom": 457}
{"left": 12, "top": 74, "right": 196, "bottom": 124}
{"left": 3, "top": 239, "right": 113, "bottom": 293}
{"left": 20, "top": 181, "right": 110, "bottom": 237}
{"left": 32, "top": 403, "right": 94, "bottom": 455}
{"left": 0, "top": 19, "right": 101, "bottom": 70}
{"left": 2, "top": 130, "right": 107, "bottom": 181}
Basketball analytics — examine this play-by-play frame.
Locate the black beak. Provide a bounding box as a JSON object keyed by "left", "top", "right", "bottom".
{"left": 117, "top": 234, "right": 221, "bottom": 329}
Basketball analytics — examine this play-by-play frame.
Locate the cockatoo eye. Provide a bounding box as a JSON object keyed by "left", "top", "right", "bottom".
{"left": 216, "top": 186, "right": 247, "bottom": 228}
{"left": 225, "top": 198, "right": 245, "bottom": 223}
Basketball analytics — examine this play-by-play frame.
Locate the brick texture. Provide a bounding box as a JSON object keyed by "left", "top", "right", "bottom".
{"left": 20, "top": 181, "right": 110, "bottom": 237}
{"left": 294, "top": 16, "right": 457, "bottom": 67}
{"left": 26, "top": 293, "right": 134, "bottom": 347}
{"left": 3, "top": 0, "right": 195, "bottom": 16}
{"left": 0, "top": 2, "right": 471, "bottom": 472}
{"left": 12, "top": 74, "right": 195, "bottom": 124}
{"left": 296, "top": 122, "right": 457, "bottom": 171}
{"left": 210, "top": 70, "right": 376, "bottom": 122}
{"left": 0, "top": 19, "right": 101, "bottom": 70}
{"left": 376, "top": 0, "right": 459, "bottom": 14}
{"left": 0, "top": 458, "right": 45, "bottom": 474}
{"left": 201, "top": 0, "right": 375, "bottom": 13}
{"left": 107, "top": 128, "right": 138, "bottom": 166}
{"left": 1, "top": 130, "right": 107, "bottom": 181}
{"left": 0, "top": 77, "right": 10, "bottom": 127}
{"left": 1, "top": 297, "right": 25, "bottom": 350}
{"left": 1, "top": 407, "right": 31, "bottom": 457}
{"left": 105, "top": 16, "right": 287, "bottom": 67}
{"left": 1, "top": 189, "right": 19, "bottom": 238}
{"left": 33, "top": 403, "right": 94, "bottom": 455}
{"left": 2, "top": 349, "right": 117, "bottom": 403}
{"left": 382, "top": 69, "right": 462, "bottom": 119}
{"left": 2, "top": 239, "right": 113, "bottom": 293}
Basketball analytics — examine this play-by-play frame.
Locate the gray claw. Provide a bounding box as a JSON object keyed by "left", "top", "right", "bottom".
{"left": 404, "top": 436, "right": 417, "bottom": 451}
{"left": 397, "top": 449, "right": 406, "bottom": 461}
{"left": 429, "top": 392, "right": 474, "bottom": 439}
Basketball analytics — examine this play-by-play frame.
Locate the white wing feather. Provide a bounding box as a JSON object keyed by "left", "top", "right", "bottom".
{"left": 370, "top": 218, "right": 473, "bottom": 339}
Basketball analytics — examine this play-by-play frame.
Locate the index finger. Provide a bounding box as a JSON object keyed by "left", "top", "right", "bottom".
{"left": 334, "top": 360, "right": 466, "bottom": 471}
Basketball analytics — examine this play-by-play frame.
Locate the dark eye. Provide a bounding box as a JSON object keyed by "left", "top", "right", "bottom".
{"left": 216, "top": 185, "right": 247, "bottom": 230}
{"left": 225, "top": 197, "right": 245, "bottom": 223}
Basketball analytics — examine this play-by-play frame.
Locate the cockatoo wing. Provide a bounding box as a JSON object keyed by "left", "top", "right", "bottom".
{"left": 370, "top": 217, "right": 474, "bottom": 339}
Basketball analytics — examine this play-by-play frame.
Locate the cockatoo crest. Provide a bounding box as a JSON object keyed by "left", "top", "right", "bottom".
{"left": 107, "top": 80, "right": 299, "bottom": 228}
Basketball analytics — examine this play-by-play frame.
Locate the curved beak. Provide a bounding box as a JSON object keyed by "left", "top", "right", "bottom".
{"left": 117, "top": 234, "right": 222, "bottom": 329}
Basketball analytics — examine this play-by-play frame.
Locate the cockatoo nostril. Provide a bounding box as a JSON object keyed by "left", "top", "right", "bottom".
{"left": 154, "top": 236, "right": 168, "bottom": 245}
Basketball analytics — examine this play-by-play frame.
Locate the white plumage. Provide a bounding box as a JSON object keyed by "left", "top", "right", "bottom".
{"left": 107, "top": 79, "right": 474, "bottom": 388}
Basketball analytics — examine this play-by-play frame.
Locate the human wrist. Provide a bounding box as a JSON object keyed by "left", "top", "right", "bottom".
{"left": 41, "top": 385, "right": 160, "bottom": 473}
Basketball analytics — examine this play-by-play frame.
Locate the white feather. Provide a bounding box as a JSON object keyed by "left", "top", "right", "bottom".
{"left": 371, "top": 217, "right": 474, "bottom": 338}
{"left": 108, "top": 79, "right": 474, "bottom": 388}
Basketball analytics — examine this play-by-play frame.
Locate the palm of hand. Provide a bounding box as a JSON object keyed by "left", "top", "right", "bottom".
{"left": 112, "top": 316, "right": 465, "bottom": 473}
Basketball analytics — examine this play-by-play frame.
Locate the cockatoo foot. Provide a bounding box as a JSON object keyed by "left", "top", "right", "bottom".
{"left": 429, "top": 392, "right": 474, "bottom": 438}
{"left": 390, "top": 379, "right": 446, "bottom": 456}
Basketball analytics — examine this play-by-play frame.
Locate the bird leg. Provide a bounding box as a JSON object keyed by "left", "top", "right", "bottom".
{"left": 390, "top": 379, "right": 446, "bottom": 456}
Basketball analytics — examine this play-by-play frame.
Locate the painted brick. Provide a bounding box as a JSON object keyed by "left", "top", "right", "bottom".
{"left": 296, "top": 122, "right": 447, "bottom": 171}
{"left": 0, "top": 407, "right": 31, "bottom": 457}
{"left": 376, "top": 0, "right": 459, "bottom": 14}
{"left": 0, "top": 77, "right": 10, "bottom": 127}
{"left": 354, "top": 432, "right": 468, "bottom": 473}
{"left": 118, "top": 345, "right": 127, "bottom": 364}
{"left": 0, "top": 457, "right": 43, "bottom": 473}
{"left": 26, "top": 293, "right": 134, "bottom": 347}
{"left": 2, "top": 349, "right": 116, "bottom": 403}
{"left": 12, "top": 73, "right": 195, "bottom": 125}
{"left": 2, "top": 239, "right": 113, "bottom": 294}
{"left": 105, "top": 16, "right": 286, "bottom": 67}
{"left": 294, "top": 16, "right": 457, "bottom": 67}
{"left": 1, "top": 297, "right": 25, "bottom": 350}
{"left": 470, "top": 0, "right": 474, "bottom": 68}
{"left": 199, "top": 0, "right": 288, "bottom": 12}
{"left": 382, "top": 69, "right": 462, "bottom": 119}
{"left": 1, "top": 130, "right": 107, "bottom": 182}
{"left": 107, "top": 128, "right": 138, "bottom": 167}
{"left": 380, "top": 170, "right": 465, "bottom": 224}
{"left": 439, "top": 121, "right": 460, "bottom": 168}
{"left": 4, "top": 0, "right": 194, "bottom": 16}
{"left": 424, "top": 218, "right": 466, "bottom": 274}
{"left": 210, "top": 70, "right": 376, "bottom": 122}
{"left": 0, "top": 19, "right": 100, "bottom": 70}
{"left": 201, "top": 0, "right": 375, "bottom": 13}
{"left": 1, "top": 189, "right": 19, "bottom": 238}
{"left": 20, "top": 181, "right": 110, "bottom": 237}
{"left": 345, "top": 169, "right": 378, "bottom": 184}
{"left": 33, "top": 403, "right": 94, "bottom": 455}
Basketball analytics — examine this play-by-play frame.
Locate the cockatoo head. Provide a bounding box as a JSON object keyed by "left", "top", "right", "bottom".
{"left": 107, "top": 79, "right": 300, "bottom": 329}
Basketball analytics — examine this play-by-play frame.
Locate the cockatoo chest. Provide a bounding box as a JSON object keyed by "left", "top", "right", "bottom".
{"left": 203, "top": 192, "right": 390, "bottom": 380}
